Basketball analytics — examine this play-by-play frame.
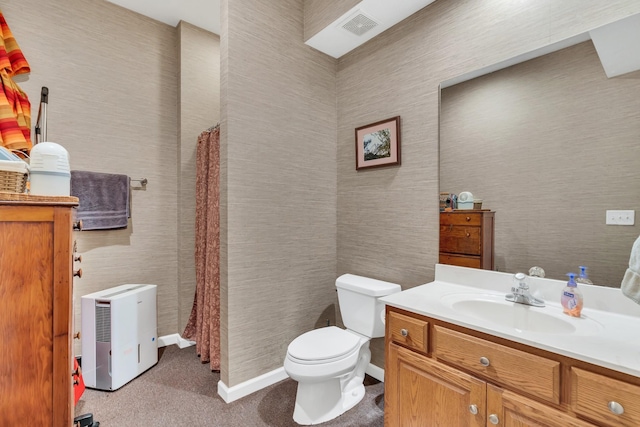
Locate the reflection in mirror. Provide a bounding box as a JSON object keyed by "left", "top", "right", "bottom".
{"left": 439, "top": 38, "right": 640, "bottom": 287}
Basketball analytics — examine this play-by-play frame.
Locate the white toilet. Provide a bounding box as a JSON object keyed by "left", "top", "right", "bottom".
{"left": 284, "top": 274, "right": 401, "bottom": 425}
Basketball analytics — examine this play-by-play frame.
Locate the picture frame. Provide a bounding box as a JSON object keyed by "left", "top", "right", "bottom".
{"left": 354, "top": 116, "right": 401, "bottom": 170}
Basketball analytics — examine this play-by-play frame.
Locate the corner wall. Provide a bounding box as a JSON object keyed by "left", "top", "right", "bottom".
{"left": 178, "top": 21, "right": 221, "bottom": 331}
{"left": 221, "top": 0, "right": 338, "bottom": 387}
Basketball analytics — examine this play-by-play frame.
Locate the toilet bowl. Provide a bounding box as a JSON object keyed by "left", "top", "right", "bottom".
{"left": 284, "top": 274, "right": 401, "bottom": 425}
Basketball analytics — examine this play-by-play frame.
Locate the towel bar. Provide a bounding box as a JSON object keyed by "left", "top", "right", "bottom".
{"left": 131, "top": 178, "right": 147, "bottom": 186}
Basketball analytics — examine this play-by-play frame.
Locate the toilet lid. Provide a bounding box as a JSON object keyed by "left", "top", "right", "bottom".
{"left": 287, "top": 326, "right": 361, "bottom": 363}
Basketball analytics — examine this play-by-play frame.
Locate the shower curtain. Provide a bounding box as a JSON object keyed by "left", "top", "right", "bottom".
{"left": 183, "top": 125, "right": 220, "bottom": 370}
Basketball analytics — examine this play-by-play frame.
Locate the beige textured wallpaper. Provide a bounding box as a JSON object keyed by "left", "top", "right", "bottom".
{"left": 441, "top": 41, "right": 640, "bottom": 287}
{"left": 3, "top": 1, "right": 219, "bottom": 356}
{"left": 222, "top": 0, "right": 338, "bottom": 387}
{"left": 303, "top": 0, "right": 361, "bottom": 42}
{"left": 178, "top": 22, "right": 221, "bottom": 332}
{"left": 337, "top": 1, "right": 640, "bottom": 367}
{"left": 3, "top": 0, "right": 179, "bottom": 355}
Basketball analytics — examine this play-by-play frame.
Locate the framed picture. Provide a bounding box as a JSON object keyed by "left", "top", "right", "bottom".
{"left": 355, "top": 116, "right": 401, "bottom": 170}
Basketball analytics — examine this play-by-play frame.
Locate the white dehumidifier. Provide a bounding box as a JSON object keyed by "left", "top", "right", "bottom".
{"left": 81, "top": 284, "right": 158, "bottom": 390}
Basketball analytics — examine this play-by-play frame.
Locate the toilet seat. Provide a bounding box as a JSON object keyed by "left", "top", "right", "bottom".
{"left": 287, "top": 326, "right": 361, "bottom": 365}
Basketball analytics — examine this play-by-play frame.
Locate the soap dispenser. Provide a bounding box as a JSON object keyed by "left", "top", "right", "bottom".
{"left": 561, "top": 273, "right": 583, "bottom": 317}
{"left": 576, "top": 266, "right": 593, "bottom": 286}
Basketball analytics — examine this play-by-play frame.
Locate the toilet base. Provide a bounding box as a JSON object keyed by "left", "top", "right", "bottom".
{"left": 292, "top": 379, "right": 365, "bottom": 425}
{"left": 291, "top": 342, "right": 370, "bottom": 425}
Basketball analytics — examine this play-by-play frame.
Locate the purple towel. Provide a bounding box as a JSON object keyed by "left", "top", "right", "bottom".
{"left": 70, "top": 170, "right": 130, "bottom": 230}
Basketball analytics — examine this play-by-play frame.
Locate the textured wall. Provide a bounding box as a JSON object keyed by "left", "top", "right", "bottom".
{"left": 337, "top": 0, "right": 640, "bottom": 367}
{"left": 178, "top": 22, "right": 221, "bottom": 332}
{"left": 303, "top": 0, "right": 361, "bottom": 42}
{"left": 3, "top": 0, "right": 179, "bottom": 354}
{"left": 441, "top": 41, "right": 640, "bottom": 287}
{"left": 221, "top": 0, "right": 338, "bottom": 386}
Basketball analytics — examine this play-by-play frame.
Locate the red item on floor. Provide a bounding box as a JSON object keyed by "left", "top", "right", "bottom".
{"left": 73, "top": 358, "right": 86, "bottom": 405}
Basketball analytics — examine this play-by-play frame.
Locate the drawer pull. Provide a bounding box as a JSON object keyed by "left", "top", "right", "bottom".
{"left": 74, "top": 254, "right": 82, "bottom": 263}
{"left": 73, "top": 220, "right": 83, "bottom": 231}
{"left": 400, "top": 328, "right": 408, "bottom": 337}
{"left": 74, "top": 268, "right": 83, "bottom": 278}
{"left": 74, "top": 332, "right": 81, "bottom": 340}
{"left": 479, "top": 356, "right": 490, "bottom": 367}
{"left": 465, "top": 232, "right": 471, "bottom": 237}
{"left": 608, "top": 401, "right": 624, "bottom": 415}
{"left": 465, "top": 216, "right": 471, "bottom": 221}
{"left": 469, "top": 404, "right": 478, "bottom": 415}
{"left": 488, "top": 414, "right": 499, "bottom": 425}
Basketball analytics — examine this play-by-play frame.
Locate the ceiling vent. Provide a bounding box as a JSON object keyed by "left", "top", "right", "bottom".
{"left": 341, "top": 12, "right": 378, "bottom": 37}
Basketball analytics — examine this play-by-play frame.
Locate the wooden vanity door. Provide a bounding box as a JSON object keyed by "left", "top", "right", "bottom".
{"left": 385, "top": 343, "right": 485, "bottom": 427}
{"left": 486, "top": 384, "right": 595, "bottom": 427}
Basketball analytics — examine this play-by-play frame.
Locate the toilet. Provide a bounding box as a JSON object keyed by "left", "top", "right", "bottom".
{"left": 284, "top": 274, "right": 401, "bottom": 425}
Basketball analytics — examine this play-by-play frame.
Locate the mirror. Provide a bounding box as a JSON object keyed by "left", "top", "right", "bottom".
{"left": 439, "top": 29, "right": 640, "bottom": 287}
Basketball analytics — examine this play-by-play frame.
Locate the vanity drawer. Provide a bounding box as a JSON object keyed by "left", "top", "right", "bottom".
{"left": 387, "top": 310, "right": 428, "bottom": 353}
{"left": 440, "top": 212, "right": 483, "bottom": 226}
{"left": 433, "top": 325, "right": 560, "bottom": 404}
{"left": 571, "top": 368, "right": 640, "bottom": 427}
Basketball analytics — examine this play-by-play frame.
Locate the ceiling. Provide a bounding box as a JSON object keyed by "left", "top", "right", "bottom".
{"left": 105, "top": 0, "right": 434, "bottom": 58}
{"left": 105, "top": 0, "right": 221, "bottom": 35}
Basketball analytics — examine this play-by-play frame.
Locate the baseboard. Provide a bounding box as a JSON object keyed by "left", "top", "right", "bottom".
{"left": 157, "top": 333, "right": 195, "bottom": 349}
{"left": 366, "top": 363, "right": 385, "bottom": 382}
{"left": 217, "top": 367, "right": 288, "bottom": 403}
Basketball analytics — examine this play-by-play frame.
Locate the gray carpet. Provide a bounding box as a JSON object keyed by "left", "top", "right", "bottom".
{"left": 75, "top": 345, "right": 384, "bottom": 426}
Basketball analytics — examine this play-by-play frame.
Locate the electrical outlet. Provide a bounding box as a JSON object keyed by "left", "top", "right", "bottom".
{"left": 606, "top": 210, "right": 635, "bottom": 225}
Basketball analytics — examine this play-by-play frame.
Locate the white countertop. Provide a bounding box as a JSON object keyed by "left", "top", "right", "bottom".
{"left": 381, "top": 264, "right": 640, "bottom": 378}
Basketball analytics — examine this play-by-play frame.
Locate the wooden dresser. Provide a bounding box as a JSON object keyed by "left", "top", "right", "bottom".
{"left": 440, "top": 210, "right": 494, "bottom": 270}
{"left": 0, "top": 195, "right": 78, "bottom": 426}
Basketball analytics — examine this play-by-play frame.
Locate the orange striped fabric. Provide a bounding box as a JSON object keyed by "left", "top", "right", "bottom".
{"left": 0, "top": 9, "right": 31, "bottom": 152}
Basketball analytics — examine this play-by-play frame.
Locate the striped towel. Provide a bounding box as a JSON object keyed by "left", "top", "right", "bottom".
{"left": 0, "top": 9, "right": 31, "bottom": 152}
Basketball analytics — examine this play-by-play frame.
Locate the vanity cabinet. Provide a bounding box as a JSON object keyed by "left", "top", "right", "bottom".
{"left": 440, "top": 210, "right": 494, "bottom": 270}
{"left": 385, "top": 306, "right": 640, "bottom": 427}
{"left": 0, "top": 195, "right": 78, "bottom": 426}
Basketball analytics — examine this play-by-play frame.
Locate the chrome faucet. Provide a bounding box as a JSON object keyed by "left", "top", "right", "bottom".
{"left": 506, "top": 272, "right": 545, "bottom": 307}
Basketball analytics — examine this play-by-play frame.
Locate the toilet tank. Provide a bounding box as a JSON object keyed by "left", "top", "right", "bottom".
{"left": 336, "top": 274, "right": 401, "bottom": 338}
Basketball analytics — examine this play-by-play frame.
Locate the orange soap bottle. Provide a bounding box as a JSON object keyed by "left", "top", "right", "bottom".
{"left": 561, "top": 272, "right": 583, "bottom": 317}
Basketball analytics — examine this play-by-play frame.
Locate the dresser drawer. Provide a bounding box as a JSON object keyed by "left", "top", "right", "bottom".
{"left": 439, "top": 253, "right": 481, "bottom": 269}
{"left": 440, "top": 212, "right": 483, "bottom": 226}
{"left": 571, "top": 368, "right": 640, "bottom": 427}
{"left": 433, "top": 325, "right": 560, "bottom": 404}
{"left": 440, "top": 225, "right": 481, "bottom": 255}
{"left": 387, "top": 310, "right": 428, "bottom": 353}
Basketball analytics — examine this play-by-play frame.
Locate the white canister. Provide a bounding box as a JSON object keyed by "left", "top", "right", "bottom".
{"left": 29, "top": 142, "right": 71, "bottom": 196}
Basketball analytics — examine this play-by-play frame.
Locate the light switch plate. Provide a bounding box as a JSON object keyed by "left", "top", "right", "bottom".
{"left": 606, "top": 210, "right": 635, "bottom": 225}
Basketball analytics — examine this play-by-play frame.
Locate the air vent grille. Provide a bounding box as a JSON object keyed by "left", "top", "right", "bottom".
{"left": 342, "top": 13, "right": 378, "bottom": 36}
{"left": 95, "top": 303, "right": 111, "bottom": 343}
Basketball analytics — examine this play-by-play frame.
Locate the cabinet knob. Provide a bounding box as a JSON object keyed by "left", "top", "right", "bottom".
{"left": 465, "top": 216, "right": 471, "bottom": 221}
{"left": 74, "top": 254, "right": 82, "bottom": 263}
{"left": 479, "top": 356, "right": 490, "bottom": 367}
{"left": 74, "top": 332, "right": 81, "bottom": 340}
{"left": 465, "top": 232, "right": 471, "bottom": 237}
{"left": 73, "top": 220, "right": 83, "bottom": 231}
{"left": 488, "top": 414, "right": 499, "bottom": 425}
{"left": 400, "top": 328, "right": 408, "bottom": 337}
{"left": 608, "top": 401, "right": 624, "bottom": 415}
{"left": 74, "top": 268, "right": 83, "bottom": 278}
{"left": 469, "top": 404, "right": 478, "bottom": 415}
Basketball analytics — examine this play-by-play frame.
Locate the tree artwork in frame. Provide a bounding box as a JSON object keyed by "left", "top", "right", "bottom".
{"left": 355, "top": 116, "right": 401, "bottom": 170}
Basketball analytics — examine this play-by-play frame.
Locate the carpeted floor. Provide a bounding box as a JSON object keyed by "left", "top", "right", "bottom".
{"left": 75, "top": 345, "right": 385, "bottom": 426}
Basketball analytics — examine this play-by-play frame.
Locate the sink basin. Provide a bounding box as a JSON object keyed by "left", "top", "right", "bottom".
{"left": 441, "top": 293, "right": 601, "bottom": 335}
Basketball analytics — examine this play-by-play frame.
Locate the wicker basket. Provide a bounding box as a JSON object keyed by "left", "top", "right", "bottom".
{"left": 0, "top": 166, "right": 28, "bottom": 194}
